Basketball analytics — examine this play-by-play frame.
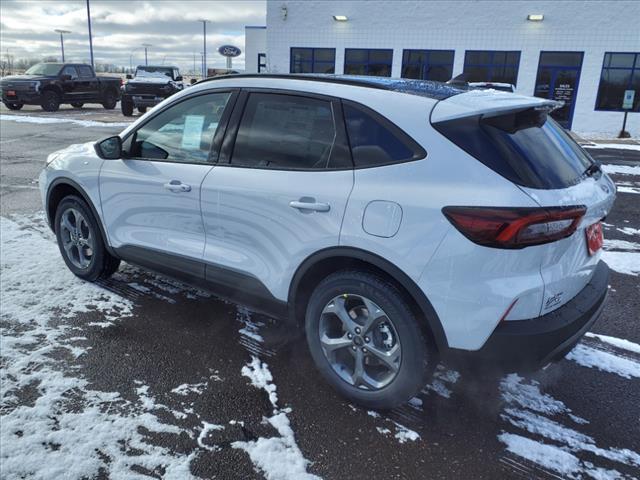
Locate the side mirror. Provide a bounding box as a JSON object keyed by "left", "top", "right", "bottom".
{"left": 60, "top": 74, "right": 72, "bottom": 81}
{"left": 175, "top": 75, "right": 183, "bottom": 82}
{"left": 94, "top": 136, "right": 122, "bottom": 160}
{"left": 126, "top": 74, "right": 132, "bottom": 79}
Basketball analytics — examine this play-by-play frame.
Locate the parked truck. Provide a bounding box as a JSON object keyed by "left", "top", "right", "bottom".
{"left": 120, "top": 65, "right": 184, "bottom": 116}
{"left": 0, "top": 63, "right": 121, "bottom": 112}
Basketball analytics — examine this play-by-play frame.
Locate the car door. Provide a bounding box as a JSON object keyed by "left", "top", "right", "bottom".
{"left": 76, "top": 65, "right": 99, "bottom": 101}
{"left": 99, "top": 90, "right": 237, "bottom": 279}
{"left": 60, "top": 65, "right": 80, "bottom": 101}
{"left": 200, "top": 90, "right": 354, "bottom": 305}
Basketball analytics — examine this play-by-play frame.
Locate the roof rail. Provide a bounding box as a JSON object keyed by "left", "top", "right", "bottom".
{"left": 193, "top": 73, "right": 392, "bottom": 91}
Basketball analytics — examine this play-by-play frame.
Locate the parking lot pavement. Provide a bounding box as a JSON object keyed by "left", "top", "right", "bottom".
{"left": 1, "top": 113, "right": 639, "bottom": 479}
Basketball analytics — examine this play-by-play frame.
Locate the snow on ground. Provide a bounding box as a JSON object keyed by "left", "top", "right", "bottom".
{"left": 233, "top": 356, "right": 320, "bottom": 480}
{"left": 601, "top": 164, "right": 640, "bottom": 176}
{"left": 601, "top": 251, "right": 640, "bottom": 276}
{"left": 498, "top": 374, "right": 640, "bottom": 479}
{"left": 566, "top": 344, "right": 640, "bottom": 379}
{"left": 0, "top": 113, "right": 131, "bottom": 128}
{"left": 585, "top": 333, "right": 640, "bottom": 355}
{"left": 422, "top": 364, "right": 460, "bottom": 399}
{"left": 584, "top": 143, "right": 640, "bottom": 152}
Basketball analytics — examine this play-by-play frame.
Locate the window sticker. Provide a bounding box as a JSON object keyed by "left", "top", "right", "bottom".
{"left": 181, "top": 115, "right": 205, "bottom": 149}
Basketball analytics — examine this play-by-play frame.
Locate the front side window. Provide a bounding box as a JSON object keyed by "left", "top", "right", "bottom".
{"left": 596, "top": 52, "right": 640, "bottom": 111}
{"left": 61, "top": 66, "right": 79, "bottom": 79}
{"left": 128, "top": 92, "right": 231, "bottom": 163}
{"left": 344, "top": 49, "right": 393, "bottom": 77}
{"left": 231, "top": 93, "right": 342, "bottom": 170}
{"left": 343, "top": 102, "right": 425, "bottom": 167}
{"left": 463, "top": 50, "right": 521, "bottom": 85}
{"left": 402, "top": 50, "right": 454, "bottom": 82}
{"left": 77, "top": 65, "right": 94, "bottom": 78}
{"left": 290, "top": 48, "right": 335, "bottom": 73}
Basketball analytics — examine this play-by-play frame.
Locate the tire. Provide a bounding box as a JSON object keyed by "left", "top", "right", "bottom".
{"left": 137, "top": 106, "right": 147, "bottom": 114}
{"left": 121, "top": 97, "right": 134, "bottom": 116}
{"left": 102, "top": 90, "right": 118, "bottom": 110}
{"left": 71, "top": 102, "right": 84, "bottom": 108}
{"left": 41, "top": 90, "right": 60, "bottom": 112}
{"left": 54, "top": 195, "right": 120, "bottom": 281}
{"left": 305, "top": 270, "right": 431, "bottom": 409}
{"left": 3, "top": 102, "right": 23, "bottom": 110}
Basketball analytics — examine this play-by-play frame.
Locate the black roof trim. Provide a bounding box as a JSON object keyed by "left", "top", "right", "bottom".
{"left": 194, "top": 74, "right": 468, "bottom": 100}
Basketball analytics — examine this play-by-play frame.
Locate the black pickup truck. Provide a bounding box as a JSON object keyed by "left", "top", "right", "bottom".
{"left": 0, "top": 63, "right": 121, "bottom": 112}
{"left": 121, "top": 65, "right": 184, "bottom": 116}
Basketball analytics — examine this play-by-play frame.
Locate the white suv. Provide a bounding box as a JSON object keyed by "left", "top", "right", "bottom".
{"left": 40, "top": 74, "right": 616, "bottom": 408}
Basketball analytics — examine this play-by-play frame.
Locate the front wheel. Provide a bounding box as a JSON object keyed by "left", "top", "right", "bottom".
{"left": 137, "top": 106, "right": 147, "bottom": 114}
{"left": 102, "top": 90, "right": 118, "bottom": 110}
{"left": 305, "top": 270, "right": 431, "bottom": 409}
{"left": 121, "top": 97, "right": 133, "bottom": 116}
{"left": 41, "top": 90, "right": 60, "bottom": 112}
{"left": 55, "top": 195, "right": 120, "bottom": 281}
{"left": 3, "top": 101, "right": 23, "bottom": 110}
{"left": 71, "top": 102, "right": 84, "bottom": 108}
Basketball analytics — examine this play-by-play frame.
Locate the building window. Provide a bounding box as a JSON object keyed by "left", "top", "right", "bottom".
{"left": 258, "top": 53, "right": 267, "bottom": 73}
{"left": 344, "top": 49, "right": 393, "bottom": 77}
{"left": 595, "top": 52, "right": 640, "bottom": 111}
{"left": 290, "top": 48, "right": 335, "bottom": 74}
{"left": 401, "top": 50, "right": 454, "bottom": 82}
{"left": 463, "top": 50, "right": 521, "bottom": 85}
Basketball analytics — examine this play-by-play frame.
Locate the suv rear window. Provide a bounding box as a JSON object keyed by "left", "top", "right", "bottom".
{"left": 433, "top": 110, "right": 593, "bottom": 189}
{"left": 343, "top": 102, "right": 426, "bottom": 167}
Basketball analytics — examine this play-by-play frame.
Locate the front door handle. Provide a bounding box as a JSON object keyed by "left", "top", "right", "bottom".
{"left": 289, "top": 199, "right": 330, "bottom": 212}
{"left": 163, "top": 180, "right": 191, "bottom": 192}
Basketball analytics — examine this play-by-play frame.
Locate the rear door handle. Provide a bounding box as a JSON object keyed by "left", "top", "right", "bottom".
{"left": 289, "top": 199, "right": 330, "bottom": 212}
{"left": 163, "top": 180, "right": 191, "bottom": 192}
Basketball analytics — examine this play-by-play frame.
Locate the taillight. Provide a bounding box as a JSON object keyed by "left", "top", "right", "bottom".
{"left": 442, "top": 205, "right": 587, "bottom": 249}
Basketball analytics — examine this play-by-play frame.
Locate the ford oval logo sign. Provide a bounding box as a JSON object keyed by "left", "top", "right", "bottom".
{"left": 218, "top": 45, "right": 241, "bottom": 58}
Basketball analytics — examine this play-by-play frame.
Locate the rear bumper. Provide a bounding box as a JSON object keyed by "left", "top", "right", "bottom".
{"left": 448, "top": 260, "right": 609, "bottom": 371}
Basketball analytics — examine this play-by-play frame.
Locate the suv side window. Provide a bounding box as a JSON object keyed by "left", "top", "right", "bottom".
{"left": 128, "top": 92, "right": 232, "bottom": 163}
{"left": 61, "top": 66, "right": 79, "bottom": 79}
{"left": 77, "top": 65, "right": 94, "bottom": 78}
{"left": 231, "top": 92, "right": 346, "bottom": 170}
{"left": 343, "top": 102, "right": 426, "bottom": 167}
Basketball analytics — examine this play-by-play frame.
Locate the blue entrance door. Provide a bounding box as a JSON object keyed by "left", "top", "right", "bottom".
{"left": 534, "top": 52, "right": 584, "bottom": 129}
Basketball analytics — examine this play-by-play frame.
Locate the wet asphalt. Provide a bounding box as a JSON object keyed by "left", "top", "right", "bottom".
{"left": 1, "top": 106, "right": 639, "bottom": 479}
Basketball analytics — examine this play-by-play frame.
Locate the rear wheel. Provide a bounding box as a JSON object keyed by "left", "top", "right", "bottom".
{"left": 3, "top": 101, "right": 23, "bottom": 110}
{"left": 121, "top": 97, "right": 134, "bottom": 116}
{"left": 55, "top": 195, "right": 120, "bottom": 281}
{"left": 41, "top": 90, "right": 60, "bottom": 112}
{"left": 71, "top": 102, "right": 84, "bottom": 108}
{"left": 305, "top": 270, "right": 431, "bottom": 409}
{"left": 137, "top": 106, "right": 147, "bottom": 114}
{"left": 101, "top": 90, "right": 118, "bottom": 110}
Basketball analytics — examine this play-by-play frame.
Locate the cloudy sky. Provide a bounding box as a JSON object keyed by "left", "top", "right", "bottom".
{"left": 0, "top": 0, "right": 266, "bottom": 72}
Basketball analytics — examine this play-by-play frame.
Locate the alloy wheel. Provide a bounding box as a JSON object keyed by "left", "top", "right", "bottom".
{"left": 59, "top": 208, "right": 94, "bottom": 269}
{"left": 319, "top": 294, "right": 401, "bottom": 390}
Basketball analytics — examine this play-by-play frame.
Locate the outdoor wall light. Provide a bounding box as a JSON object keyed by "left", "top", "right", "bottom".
{"left": 333, "top": 15, "right": 348, "bottom": 21}
{"left": 527, "top": 14, "right": 544, "bottom": 21}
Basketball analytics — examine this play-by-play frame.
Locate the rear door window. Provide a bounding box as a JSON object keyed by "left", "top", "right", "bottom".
{"left": 343, "top": 102, "right": 426, "bottom": 167}
{"left": 77, "top": 65, "right": 94, "bottom": 78}
{"left": 433, "top": 110, "right": 593, "bottom": 189}
{"left": 231, "top": 92, "right": 350, "bottom": 170}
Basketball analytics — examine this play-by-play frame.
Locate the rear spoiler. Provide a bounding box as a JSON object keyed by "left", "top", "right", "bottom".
{"left": 431, "top": 89, "right": 561, "bottom": 124}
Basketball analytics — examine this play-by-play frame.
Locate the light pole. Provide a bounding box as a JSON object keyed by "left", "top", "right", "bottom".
{"left": 54, "top": 29, "right": 71, "bottom": 62}
{"left": 142, "top": 43, "right": 152, "bottom": 65}
{"left": 86, "top": 0, "right": 94, "bottom": 69}
{"left": 129, "top": 47, "right": 142, "bottom": 73}
{"left": 198, "top": 19, "right": 209, "bottom": 78}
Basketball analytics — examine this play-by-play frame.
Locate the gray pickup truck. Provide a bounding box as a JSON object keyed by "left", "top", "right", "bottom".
{"left": 0, "top": 62, "right": 121, "bottom": 112}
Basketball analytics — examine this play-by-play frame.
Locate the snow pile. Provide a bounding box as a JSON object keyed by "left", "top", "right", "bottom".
{"left": 233, "top": 356, "right": 320, "bottom": 480}
{"left": 585, "top": 332, "right": 640, "bottom": 354}
{"left": 0, "top": 214, "right": 198, "bottom": 479}
{"left": 422, "top": 364, "right": 460, "bottom": 399}
{"left": 237, "top": 305, "right": 264, "bottom": 343}
{"left": 601, "top": 164, "right": 640, "bottom": 176}
{"left": 498, "top": 374, "right": 640, "bottom": 478}
{"left": 601, "top": 251, "right": 640, "bottom": 276}
{"left": 0, "top": 113, "right": 131, "bottom": 128}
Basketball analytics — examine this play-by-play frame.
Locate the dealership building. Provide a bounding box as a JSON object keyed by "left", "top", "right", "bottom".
{"left": 245, "top": 0, "right": 639, "bottom": 138}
